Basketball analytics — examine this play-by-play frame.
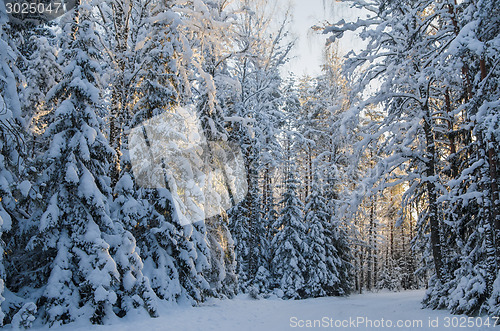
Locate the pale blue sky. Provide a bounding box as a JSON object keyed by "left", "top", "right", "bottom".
{"left": 281, "top": 0, "right": 367, "bottom": 78}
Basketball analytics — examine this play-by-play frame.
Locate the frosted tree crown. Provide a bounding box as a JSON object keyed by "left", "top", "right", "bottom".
{"left": 129, "top": 105, "right": 248, "bottom": 225}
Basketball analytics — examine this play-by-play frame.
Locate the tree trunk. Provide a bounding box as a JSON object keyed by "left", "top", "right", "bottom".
{"left": 109, "top": 0, "right": 132, "bottom": 189}
{"left": 423, "top": 105, "right": 445, "bottom": 281}
{"left": 367, "top": 197, "right": 375, "bottom": 291}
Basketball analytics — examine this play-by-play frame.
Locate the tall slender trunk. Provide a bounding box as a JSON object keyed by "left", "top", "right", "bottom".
{"left": 367, "top": 197, "right": 375, "bottom": 291}
{"left": 423, "top": 105, "right": 445, "bottom": 281}
{"left": 390, "top": 222, "right": 394, "bottom": 264}
{"left": 488, "top": 142, "right": 500, "bottom": 236}
{"left": 109, "top": 0, "right": 132, "bottom": 189}
{"left": 306, "top": 145, "right": 312, "bottom": 199}
{"left": 109, "top": 88, "right": 123, "bottom": 188}
{"left": 477, "top": 56, "right": 500, "bottom": 287}
{"left": 480, "top": 58, "right": 500, "bottom": 251}
{"left": 444, "top": 90, "right": 458, "bottom": 178}
{"left": 358, "top": 248, "right": 364, "bottom": 294}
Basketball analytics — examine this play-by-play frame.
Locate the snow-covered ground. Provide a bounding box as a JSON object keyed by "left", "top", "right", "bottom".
{"left": 29, "top": 290, "right": 494, "bottom": 330}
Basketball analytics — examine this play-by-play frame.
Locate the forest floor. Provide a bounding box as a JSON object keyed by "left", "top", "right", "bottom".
{"left": 29, "top": 290, "right": 494, "bottom": 331}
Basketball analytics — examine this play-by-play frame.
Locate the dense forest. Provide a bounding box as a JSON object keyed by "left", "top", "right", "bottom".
{"left": 0, "top": 0, "right": 498, "bottom": 327}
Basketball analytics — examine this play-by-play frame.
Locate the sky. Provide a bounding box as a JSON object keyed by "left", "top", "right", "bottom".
{"left": 280, "top": 0, "right": 368, "bottom": 78}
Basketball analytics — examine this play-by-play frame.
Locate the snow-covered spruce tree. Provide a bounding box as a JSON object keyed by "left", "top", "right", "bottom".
{"left": 112, "top": 173, "right": 181, "bottom": 304}
{"left": 227, "top": 117, "right": 276, "bottom": 295}
{"left": 127, "top": 195, "right": 211, "bottom": 305}
{"left": 271, "top": 149, "right": 308, "bottom": 299}
{"left": 108, "top": 175, "right": 158, "bottom": 317}
{"left": 323, "top": 183, "right": 352, "bottom": 296}
{"left": 303, "top": 178, "right": 340, "bottom": 298}
{"left": 228, "top": 145, "right": 270, "bottom": 296}
{"left": 31, "top": 1, "right": 155, "bottom": 324}
{"left": 133, "top": 189, "right": 211, "bottom": 304}
{"left": 114, "top": 167, "right": 210, "bottom": 304}
{"left": 376, "top": 260, "right": 402, "bottom": 292}
{"left": 292, "top": 75, "right": 354, "bottom": 297}
{"left": 227, "top": 189, "right": 250, "bottom": 291}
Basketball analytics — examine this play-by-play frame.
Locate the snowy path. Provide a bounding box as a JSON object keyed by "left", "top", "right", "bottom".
{"left": 32, "top": 290, "right": 494, "bottom": 331}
